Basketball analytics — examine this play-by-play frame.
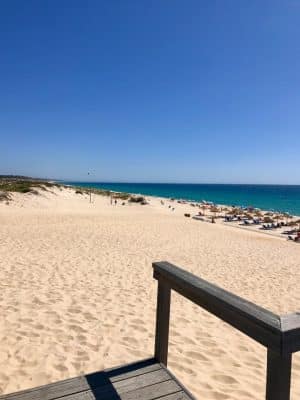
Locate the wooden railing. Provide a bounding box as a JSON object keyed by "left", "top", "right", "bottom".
{"left": 153, "top": 261, "right": 300, "bottom": 400}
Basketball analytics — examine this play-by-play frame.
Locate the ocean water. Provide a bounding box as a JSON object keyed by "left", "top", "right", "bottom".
{"left": 64, "top": 182, "right": 300, "bottom": 216}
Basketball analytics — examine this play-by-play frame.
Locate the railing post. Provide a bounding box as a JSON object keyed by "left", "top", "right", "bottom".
{"left": 266, "top": 348, "right": 292, "bottom": 400}
{"left": 154, "top": 279, "right": 171, "bottom": 366}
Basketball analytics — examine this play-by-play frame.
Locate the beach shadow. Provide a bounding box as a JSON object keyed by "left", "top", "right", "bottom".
{"left": 84, "top": 358, "right": 156, "bottom": 400}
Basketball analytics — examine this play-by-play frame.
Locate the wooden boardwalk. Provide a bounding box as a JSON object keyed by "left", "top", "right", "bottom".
{"left": 0, "top": 358, "right": 193, "bottom": 400}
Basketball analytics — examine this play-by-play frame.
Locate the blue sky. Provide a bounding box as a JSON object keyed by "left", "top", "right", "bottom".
{"left": 1, "top": 0, "right": 300, "bottom": 183}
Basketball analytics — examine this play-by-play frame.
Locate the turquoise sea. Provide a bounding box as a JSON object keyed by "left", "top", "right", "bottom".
{"left": 64, "top": 182, "right": 300, "bottom": 216}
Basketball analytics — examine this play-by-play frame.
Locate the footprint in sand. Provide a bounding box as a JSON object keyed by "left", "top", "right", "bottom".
{"left": 233, "top": 389, "right": 254, "bottom": 398}
{"left": 121, "top": 336, "right": 139, "bottom": 346}
{"left": 131, "top": 318, "right": 144, "bottom": 324}
{"left": 212, "top": 374, "right": 238, "bottom": 385}
{"left": 183, "top": 337, "right": 196, "bottom": 345}
{"left": 176, "top": 365, "right": 195, "bottom": 375}
{"left": 129, "top": 324, "right": 147, "bottom": 333}
{"left": 209, "top": 390, "right": 230, "bottom": 399}
{"left": 33, "top": 324, "right": 44, "bottom": 330}
{"left": 237, "top": 344, "right": 250, "bottom": 352}
{"left": 86, "top": 343, "right": 99, "bottom": 352}
{"left": 185, "top": 350, "right": 209, "bottom": 362}
{"left": 83, "top": 312, "right": 97, "bottom": 320}
{"left": 53, "top": 364, "right": 68, "bottom": 372}
{"left": 68, "top": 308, "right": 81, "bottom": 314}
{"left": 19, "top": 318, "right": 33, "bottom": 323}
{"left": 68, "top": 325, "right": 86, "bottom": 333}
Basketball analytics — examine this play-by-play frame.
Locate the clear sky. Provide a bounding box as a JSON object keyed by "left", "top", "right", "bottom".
{"left": 1, "top": 1, "right": 299, "bottom": 184}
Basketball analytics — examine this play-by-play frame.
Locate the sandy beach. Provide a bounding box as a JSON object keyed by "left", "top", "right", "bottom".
{"left": 1, "top": 186, "right": 300, "bottom": 400}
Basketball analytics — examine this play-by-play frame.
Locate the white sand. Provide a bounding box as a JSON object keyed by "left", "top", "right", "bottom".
{"left": 1, "top": 187, "right": 300, "bottom": 399}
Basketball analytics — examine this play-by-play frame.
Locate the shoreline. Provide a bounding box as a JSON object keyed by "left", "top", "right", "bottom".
{"left": 61, "top": 182, "right": 300, "bottom": 242}
{"left": 2, "top": 183, "right": 299, "bottom": 243}
{"left": 3, "top": 181, "right": 300, "bottom": 242}
{"left": 63, "top": 181, "right": 300, "bottom": 218}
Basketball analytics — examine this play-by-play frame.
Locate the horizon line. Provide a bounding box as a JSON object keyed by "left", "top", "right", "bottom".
{"left": 59, "top": 180, "right": 300, "bottom": 187}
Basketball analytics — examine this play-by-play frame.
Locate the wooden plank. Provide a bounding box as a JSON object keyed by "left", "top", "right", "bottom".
{"left": 119, "top": 380, "right": 181, "bottom": 400}
{"left": 153, "top": 261, "right": 282, "bottom": 351}
{"left": 0, "top": 376, "right": 95, "bottom": 400}
{"left": 64, "top": 379, "right": 181, "bottom": 400}
{"left": 60, "top": 370, "right": 177, "bottom": 400}
{"left": 0, "top": 359, "right": 160, "bottom": 400}
{"left": 280, "top": 313, "right": 300, "bottom": 354}
{"left": 160, "top": 363, "right": 197, "bottom": 400}
{"left": 154, "top": 391, "right": 191, "bottom": 400}
{"left": 266, "top": 348, "right": 292, "bottom": 400}
{"left": 99, "top": 359, "right": 160, "bottom": 383}
{"left": 60, "top": 392, "right": 93, "bottom": 400}
{"left": 154, "top": 280, "right": 171, "bottom": 366}
{"left": 108, "top": 368, "right": 170, "bottom": 392}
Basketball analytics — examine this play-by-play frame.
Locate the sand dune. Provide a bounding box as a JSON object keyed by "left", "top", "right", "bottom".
{"left": 1, "top": 187, "right": 300, "bottom": 399}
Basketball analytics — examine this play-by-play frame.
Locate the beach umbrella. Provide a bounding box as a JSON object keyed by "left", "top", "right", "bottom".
{"left": 228, "top": 207, "right": 243, "bottom": 216}
{"left": 254, "top": 210, "right": 263, "bottom": 217}
{"left": 244, "top": 213, "right": 253, "bottom": 220}
{"left": 263, "top": 216, "right": 274, "bottom": 223}
{"left": 274, "top": 213, "right": 282, "bottom": 223}
{"left": 288, "top": 220, "right": 297, "bottom": 227}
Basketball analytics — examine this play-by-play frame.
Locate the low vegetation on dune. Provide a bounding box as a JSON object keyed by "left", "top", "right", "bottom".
{"left": 0, "top": 176, "right": 61, "bottom": 201}
{"left": 129, "top": 195, "right": 147, "bottom": 204}
{"left": 0, "top": 176, "right": 147, "bottom": 206}
{"left": 73, "top": 186, "right": 131, "bottom": 200}
{"left": 0, "top": 191, "right": 11, "bottom": 202}
{"left": 113, "top": 192, "right": 130, "bottom": 200}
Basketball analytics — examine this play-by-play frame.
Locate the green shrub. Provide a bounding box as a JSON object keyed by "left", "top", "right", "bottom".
{"left": 129, "top": 195, "right": 145, "bottom": 203}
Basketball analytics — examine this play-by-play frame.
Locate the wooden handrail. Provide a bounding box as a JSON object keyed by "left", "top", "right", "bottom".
{"left": 153, "top": 261, "right": 300, "bottom": 400}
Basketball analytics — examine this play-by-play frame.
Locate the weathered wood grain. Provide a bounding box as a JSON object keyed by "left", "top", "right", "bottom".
{"left": 280, "top": 313, "right": 300, "bottom": 354}
{"left": 154, "top": 280, "right": 171, "bottom": 366}
{"left": 266, "top": 348, "right": 292, "bottom": 400}
{"left": 153, "top": 261, "right": 282, "bottom": 350}
{"left": 0, "top": 359, "right": 161, "bottom": 400}
{"left": 0, "top": 360, "right": 185, "bottom": 400}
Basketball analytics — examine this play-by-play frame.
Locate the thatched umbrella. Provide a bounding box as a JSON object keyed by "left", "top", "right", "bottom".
{"left": 274, "top": 213, "right": 282, "bottom": 223}
{"left": 227, "top": 209, "right": 236, "bottom": 215}
{"left": 228, "top": 207, "right": 243, "bottom": 216}
{"left": 288, "top": 220, "right": 298, "bottom": 227}
{"left": 244, "top": 212, "right": 253, "bottom": 220}
{"left": 263, "top": 216, "right": 274, "bottom": 223}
